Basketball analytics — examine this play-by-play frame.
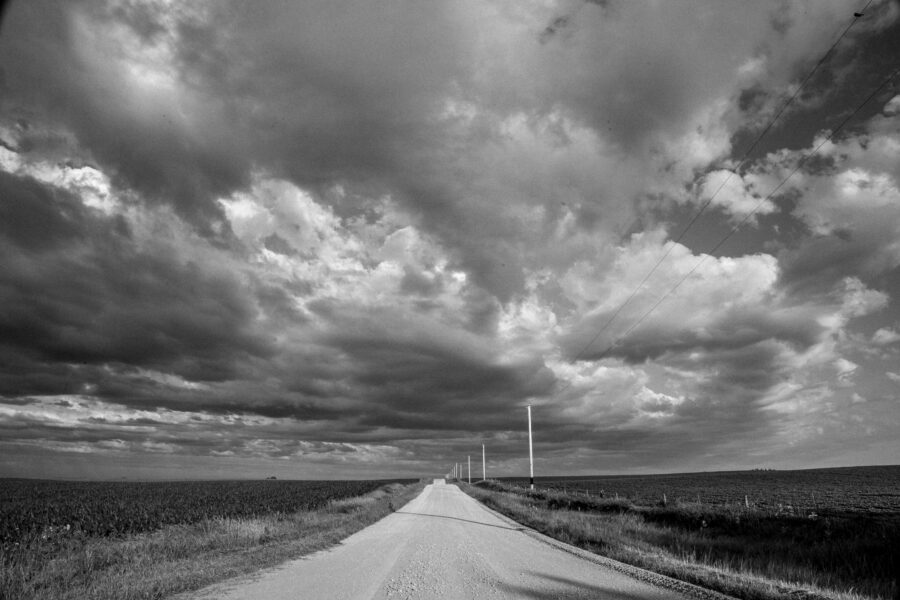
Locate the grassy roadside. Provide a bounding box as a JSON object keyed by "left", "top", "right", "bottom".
{"left": 1, "top": 480, "right": 427, "bottom": 600}
{"left": 460, "top": 480, "right": 898, "bottom": 600}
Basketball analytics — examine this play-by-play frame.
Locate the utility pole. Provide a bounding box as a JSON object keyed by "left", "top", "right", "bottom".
{"left": 482, "top": 444, "right": 486, "bottom": 481}
{"left": 527, "top": 405, "right": 534, "bottom": 490}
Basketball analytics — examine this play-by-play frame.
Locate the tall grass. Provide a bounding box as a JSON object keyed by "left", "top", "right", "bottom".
{"left": 463, "top": 481, "right": 898, "bottom": 600}
{"left": 0, "top": 481, "right": 425, "bottom": 600}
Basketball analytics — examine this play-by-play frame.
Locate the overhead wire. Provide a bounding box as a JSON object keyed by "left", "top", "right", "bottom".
{"left": 674, "top": 0, "right": 876, "bottom": 249}
{"left": 564, "top": 5, "right": 874, "bottom": 369}
{"left": 591, "top": 63, "right": 900, "bottom": 363}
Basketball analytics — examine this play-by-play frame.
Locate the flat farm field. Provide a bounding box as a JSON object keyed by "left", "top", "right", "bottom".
{"left": 476, "top": 466, "right": 900, "bottom": 599}
{"left": 503, "top": 465, "right": 900, "bottom": 514}
{"left": 1, "top": 478, "right": 424, "bottom": 600}
{"left": 0, "top": 478, "right": 414, "bottom": 546}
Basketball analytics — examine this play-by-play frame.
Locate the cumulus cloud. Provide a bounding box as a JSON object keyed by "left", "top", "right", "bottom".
{"left": 694, "top": 168, "right": 776, "bottom": 222}
{"left": 883, "top": 94, "right": 900, "bottom": 116}
{"left": 873, "top": 327, "right": 900, "bottom": 345}
{"left": 1, "top": 0, "right": 899, "bottom": 478}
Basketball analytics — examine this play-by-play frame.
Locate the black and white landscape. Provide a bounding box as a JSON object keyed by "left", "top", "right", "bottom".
{"left": 1, "top": 0, "right": 899, "bottom": 480}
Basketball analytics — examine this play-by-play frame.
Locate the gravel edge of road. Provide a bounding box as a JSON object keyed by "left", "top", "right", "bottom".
{"left": 460, "top": 485, "right": 739, "bottom": 600}
{"left": 169, "top": 481, "right": 429, "bottom": 600}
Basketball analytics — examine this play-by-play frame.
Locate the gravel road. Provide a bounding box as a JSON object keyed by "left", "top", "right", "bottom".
{"left": 188, "top": 480, "right": 729, "bottom": 600}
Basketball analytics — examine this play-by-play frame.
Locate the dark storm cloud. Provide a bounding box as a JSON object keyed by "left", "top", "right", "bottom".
{"left": 777, "top": 198, "right": 900, "bottom": 298}
{"left": 0, "top": 1, "right": 714, "bottom": 308}
{"left": 0, "top": 0, "right": 621, "bottom": 304}
{"left": 307, "top": 302, "right": 556, "bottom": 431}
{"left": 1, "top": 0, "right": 898, "bottom": 477}
{"left": 0, "top": 172, "right": 273, "bottom": 385}
{"left": 0, "top": 1, "right": 250, "bottom": 232}
{"left": 3, "top": 0, "right": 892, "bottom": 305}
{"left": 0, "top": 408, "right": 226, "bottom": 456}
{"left": 0, "top": 351, "right": 93, "bottom": 397}
{"left": 94, "top": 378, "right": 345, "bottom": 422}
{"left": 1, "top": 391, "right": 445, "bottom": 463}
{"left": 778, "top": 234, "right": 885, "bottom": 296}
{"left": 525, "top": 2, "right": 745, "bottom": 151}
{"left": 0, "top": 0, "right": 538, "bottom": 301}
{"left": 584, "top": 302, "right": 825, "bottom": 364}
{"left": 0, "top": 171, "right": 100, "bottom": 251}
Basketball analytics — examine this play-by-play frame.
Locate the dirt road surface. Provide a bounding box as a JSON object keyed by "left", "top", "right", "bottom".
{"left": 187, "top": 480, "right": 722, "bottom": 600}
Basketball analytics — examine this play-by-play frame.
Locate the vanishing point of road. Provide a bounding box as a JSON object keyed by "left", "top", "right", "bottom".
{"left": 189, "top": 480, "right": 728, "bottom": 600}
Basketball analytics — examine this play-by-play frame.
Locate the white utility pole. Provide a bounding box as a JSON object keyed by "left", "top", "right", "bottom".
{"left": 467, "top": 456, "right": 471, "bottom": 484}
{"left": 482, "top": 444, "right": 486, "bottom": 481}
{"left": 527, "top": 405, "right": 534, "bottom": 490}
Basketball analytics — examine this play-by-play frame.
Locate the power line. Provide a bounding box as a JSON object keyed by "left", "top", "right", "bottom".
{"left": 590, "top": 64, "right": 899, "bottom": 363}
{"left": 674, "top": 0, "right": 873, "bottom": 246}
{"left": 566, "top": 5, "right": 873, "bottom": 367}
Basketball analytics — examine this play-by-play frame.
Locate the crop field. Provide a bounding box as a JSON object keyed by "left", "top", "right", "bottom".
{"left": 502, "top": 465, "right": 900, "bottom": 514}
{"left": 473, "top": 467, "right": 900, "bottom": 600}
{"left": 0, "top": 478, "right": 414, "bottom": 547}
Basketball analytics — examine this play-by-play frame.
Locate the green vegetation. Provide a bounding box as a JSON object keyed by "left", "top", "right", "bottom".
{"left": 462, "top": 479, "right": 899, "bottom": 600}
{"left": 0, "top": 479, "right": 426, "bottom": 600}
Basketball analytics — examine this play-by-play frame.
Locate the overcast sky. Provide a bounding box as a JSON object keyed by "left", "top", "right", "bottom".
{"left": 1, "top": 0, "right": 898, "bottom": 480}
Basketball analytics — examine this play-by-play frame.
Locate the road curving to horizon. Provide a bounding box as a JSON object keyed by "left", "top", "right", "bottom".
{"left": 186, "top": 479, "right": 732, "bottom": 600}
